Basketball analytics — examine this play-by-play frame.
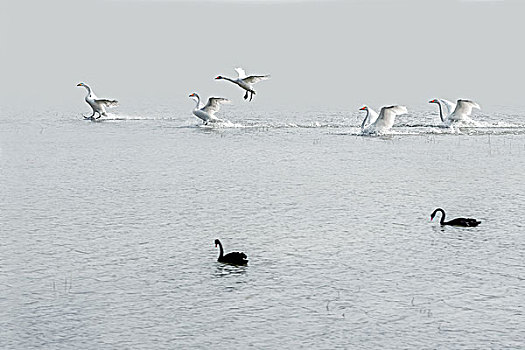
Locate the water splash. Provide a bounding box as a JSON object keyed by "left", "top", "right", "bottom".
{"left": 80, "top": 110, "right": 525, "bottom": 136}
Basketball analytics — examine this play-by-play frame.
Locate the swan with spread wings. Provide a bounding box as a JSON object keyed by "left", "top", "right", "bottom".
{"left": 215, "top": 67, "right": 270, "bottom": 101}
{"left": 76, "top": 83, "right": 118, "bottom": 120}
{"left": 360, "top": 105, "right": 408, "bottom": 133}
{"left": 429, "top": 98, "right": 480, "bottom": 124}
{"left": 189, "top": 92, "right": 230, "bottom": 124}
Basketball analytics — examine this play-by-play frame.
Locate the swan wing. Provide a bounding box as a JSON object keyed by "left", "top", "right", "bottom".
{"left": 377, "top": 105, "right": 408, "bottom": 119}
{"left": 94, "top": 98, "right": 119, "bottom": 108}
{"left": 373, "top": 105, "right": 408, "bottom": 130}
{"left": 227, "top": 252, "right": 247, "bottom": 259}
{"left": 439, "top": 99, "right": 456, "bottom": 117}
{"left": 368, "top": 107, "right": 379, "bottom": 124}
{"left": 223, "top": 251, "right": 248, "bottom": 261}
{"left": 242, "top": 75, "right": 270, "bottom": 84}
{"left": 452, "top": 99, "right": 480, "bottom": 118}
{"left": 202, "top": 97, "right": 230, "bottom": 116}
{"left": 234, "top": 67, "right": 247, "bottom": 79}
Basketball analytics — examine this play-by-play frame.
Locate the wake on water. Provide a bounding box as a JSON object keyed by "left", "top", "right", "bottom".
{"left": 197, "top": 119, "right": 244, "bottom": 128}
{"left": 81, "top": 112, "right": 525, "bottom": 136}
{"left": 82, "top": 113, "right": 173, "bottom": 121}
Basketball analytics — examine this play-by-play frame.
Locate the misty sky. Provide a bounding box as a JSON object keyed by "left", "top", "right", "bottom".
{"left": 0, "top": 0, "right": 523, "bottom": 111}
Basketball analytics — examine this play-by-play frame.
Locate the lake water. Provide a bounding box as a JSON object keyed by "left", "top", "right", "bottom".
{"left": 1, "top": 104, "right": 524, "bottom": 349}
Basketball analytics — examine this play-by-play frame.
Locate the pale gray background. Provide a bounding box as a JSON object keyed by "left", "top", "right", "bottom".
{"left": 1, "top": 2, "right": 524, "bottom": 349}
{"left": 1, "top": 0, "right": 522, "bottom": 111}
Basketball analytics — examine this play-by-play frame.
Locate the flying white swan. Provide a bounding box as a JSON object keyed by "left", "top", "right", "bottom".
{"left": 360, "top": 105, "right": 408, "bottom": 133}
{"left": 215, "top": 67, "right": 270, "bottom": 101}
{"left": 189, "top": 93, "right": 230, "bottom": 125}
{"left": 429, "top": 98, "right": 480, "bottom": 123}
{"left": 359, "top": 106, "right": 379, "bottom": 129}
{"left": 76, "top": 82, "right": 118, "bottom": 119}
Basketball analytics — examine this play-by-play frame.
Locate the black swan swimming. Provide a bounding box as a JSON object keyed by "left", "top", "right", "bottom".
{"left": 430, "top": 208, "right": 481, "bottom": 227}
{"left": 214, "top": 239, "right": 248, "bottom": 265}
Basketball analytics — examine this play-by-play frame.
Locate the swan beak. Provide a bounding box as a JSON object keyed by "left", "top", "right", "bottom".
{"left": 189, "top": 93, "right": 194, "bottom": 97}
{"left": 215, "top": 76, "right": 220, "bottom": 80}
{"left": 429, "top": 99, "right": 435, "bottom": 103}
{"left": 77, "top": 83, "right": 82, "bottom": 87}
{"left": 359, "top": 107, "right": 366, "bottom": 111}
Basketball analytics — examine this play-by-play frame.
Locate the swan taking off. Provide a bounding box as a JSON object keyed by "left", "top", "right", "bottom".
{"left": 189, "top": 93, "right": 230, "bottom": 125}
{"left": 360, "top": 105, "right": 408, "bottom": 133}
{"left": 429, "top": 99, "right": 480, "bottom": 124}
{"left": 76, "top": 83, "right": 118, "bottom": 120}
{"left": 215, "top": 67, "right": 270, "bottom": 101}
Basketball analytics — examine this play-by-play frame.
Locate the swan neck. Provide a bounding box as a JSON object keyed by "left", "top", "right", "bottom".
{"left": 437, "top": 101, "right": 444, "bottom": 122}
{"left": 437, "top": 208, "right": 445, "bottom": 224}
{"left": 217, "top": 241, "right": 224, "bottom": 259}
{"left": 360, "top": 110, "right": 370, "bottom": 130}
{"left": 84, "top": 85, "right": 92, "bottom": 96}
{"left": 194, "top": 94, "right": 201, "bottom": 109}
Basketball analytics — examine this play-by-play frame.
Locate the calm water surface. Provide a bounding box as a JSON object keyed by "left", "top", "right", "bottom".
{"left": 1, "top": 105, "right": 524, "bottom": 348}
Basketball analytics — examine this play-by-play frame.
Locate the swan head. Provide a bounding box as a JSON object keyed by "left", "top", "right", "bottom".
{"left": 359, "top": 106, "right": 368, "bottom": 111}
{"left": 215, "top": 76, "right": 223, "bottom": 80}
{"left": 430, "top": 208, "right": 442, "bottom": 221}
{"left": 77, "top": 82, "right": 91, "bottom": 92}
{"left": 189, "top": 92, "right": 199, "bottom": 99}
{"left": 214, "top": 239, "right": 220, "bottom": 247}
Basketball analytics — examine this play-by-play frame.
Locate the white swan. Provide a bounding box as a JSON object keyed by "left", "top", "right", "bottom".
{"left": 189, "top": 93, "right": 230, "bottom": 124}
{"left": 359, "top": 106, "right": 379, "bottom": 129}
{"left": 76, "top": 82, "right": 118, "bottom": 119}
{"left": 429, "top": 98, "right": 480, "bottom": 123}
{"left": 215, "top": 67, "right": 270, "bottom": 101}
{"left": 360, "top": 105, "right": 408, "bottom": 133}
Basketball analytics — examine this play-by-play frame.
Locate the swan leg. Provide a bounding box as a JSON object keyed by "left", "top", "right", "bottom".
{"left": 249, "top": 91, "right": 254, "bottom": 102}
{"left": 95, "top": 112, "right": 102, "bottom": 120}
{"left": 244, "top": 91, "right": 249, "bottom": 100}
{"left": 84, "top": 110, "right": 96, "bottom": 120}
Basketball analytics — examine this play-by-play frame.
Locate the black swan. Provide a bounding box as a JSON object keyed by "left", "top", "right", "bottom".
{"left": 430, "top": 208, "right": 481, "bottom": 227}
{"left": 214, "top": 239, "right": 248, "bottom": 265}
